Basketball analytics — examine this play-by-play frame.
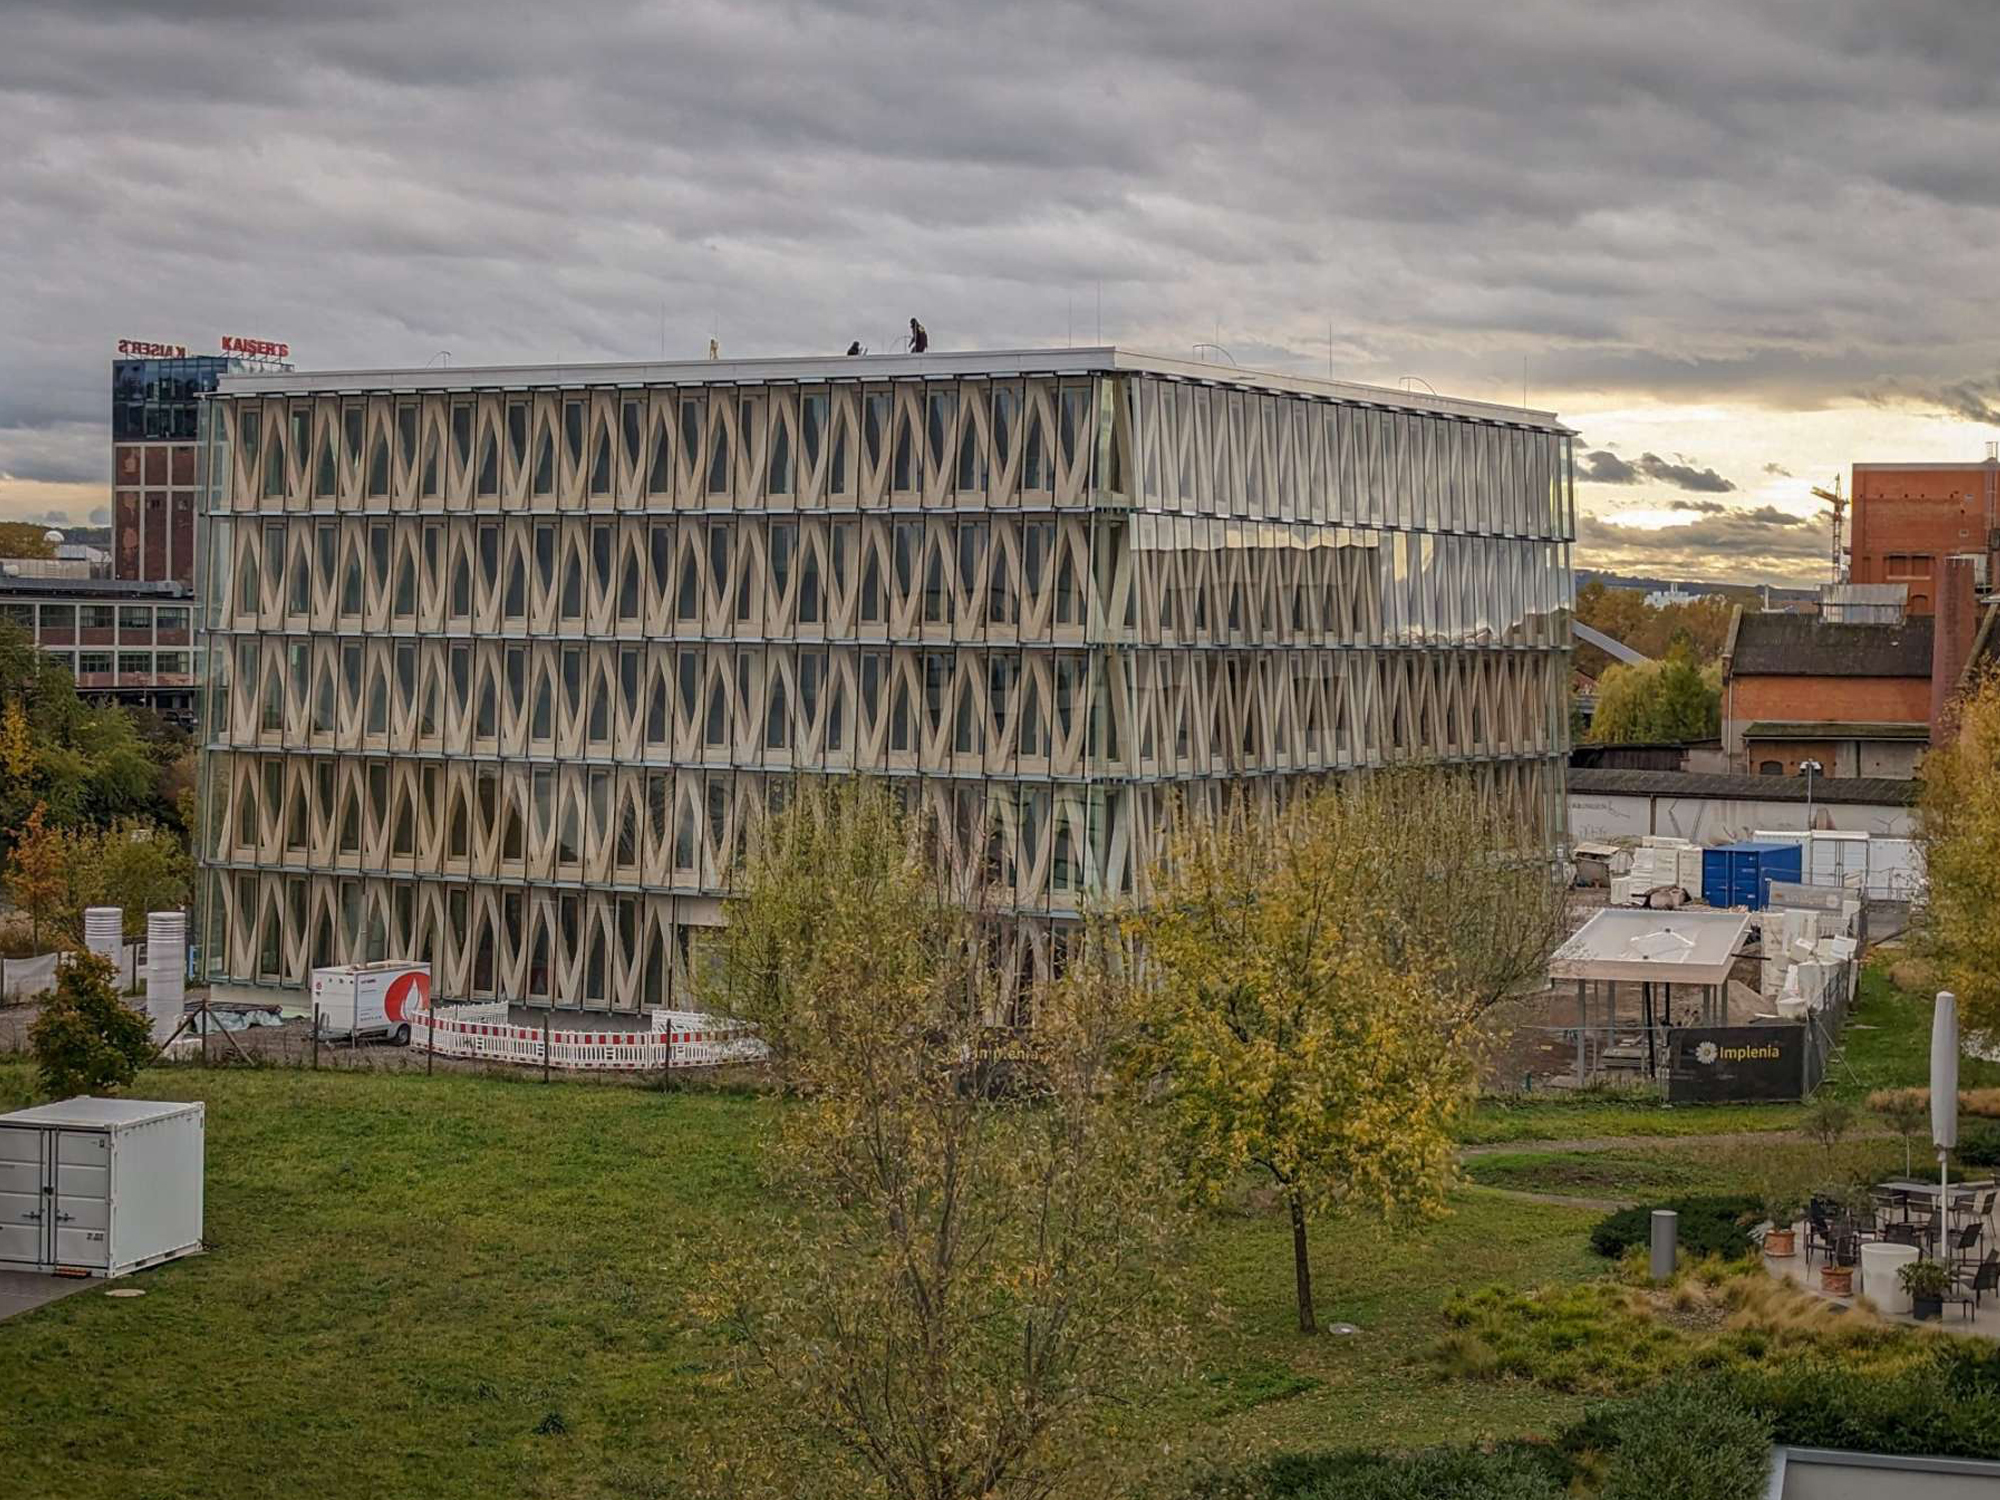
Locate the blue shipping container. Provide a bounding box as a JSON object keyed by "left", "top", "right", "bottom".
{"left": 1700, "top": 840, "right": 1803, "bottom": 911}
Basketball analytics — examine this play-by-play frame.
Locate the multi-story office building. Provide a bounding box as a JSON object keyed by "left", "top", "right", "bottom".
{"left": 0, "top": 576, "right": 197, "bottom": 718}
{"left": 195, "top": 349, "right": 1574, "bottom": 1012}
{"left": 113, "top": 351, "right": 243, "bottom": 584}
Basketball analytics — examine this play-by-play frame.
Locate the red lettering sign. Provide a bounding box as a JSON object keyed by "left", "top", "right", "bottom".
{"left": 221, "top": 335, "right": 290, "bottom": 359}
{"left": 116, "top": 339, "right": 188, "bottom": 358}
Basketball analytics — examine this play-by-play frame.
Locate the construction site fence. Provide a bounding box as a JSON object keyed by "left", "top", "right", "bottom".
{"left": 410, "top": 1005, "right": 768, "bottom": 1072}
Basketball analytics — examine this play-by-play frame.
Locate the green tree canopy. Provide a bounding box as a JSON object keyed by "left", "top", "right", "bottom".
{"left": 1919, "top": 671, "right": 2000, "bottom": 1034}
{"left": 1586, "top": 647, "right": 1722, "bottom": 744}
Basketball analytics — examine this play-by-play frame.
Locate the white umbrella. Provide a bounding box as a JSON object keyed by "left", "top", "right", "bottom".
{"left": 1934, "top": 991, "right": 1959, "bottom": 1230}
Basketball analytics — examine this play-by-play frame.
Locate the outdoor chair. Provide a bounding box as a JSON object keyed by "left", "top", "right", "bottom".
{"left": 1884, "top": 1222, "right": 1925, "bottom": 1250}
{"left": 1874, "top": 1189, "right": 1910, "bottom": 1227}
{"left": 1805, "top": 1200, "right": 1839, "bottom": 1266}
{"left": 1950, "top": 1221, "right": 1985, "bottom": 1276}
{"left": 1944, "top": 1253, "right": 2000, "bottom": 1321}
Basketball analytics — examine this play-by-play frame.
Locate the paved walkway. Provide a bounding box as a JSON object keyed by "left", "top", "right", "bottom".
{"left": 1460, "top": 1126, "right": 1892, "bottom": 1158}
{"left": 0, "top": 1269, "right": 92, "bottom": 1323}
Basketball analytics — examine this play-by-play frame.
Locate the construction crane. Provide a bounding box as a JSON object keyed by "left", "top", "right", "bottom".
{"left": 1810, "top": 478, "right": 1846, "bottom": 584}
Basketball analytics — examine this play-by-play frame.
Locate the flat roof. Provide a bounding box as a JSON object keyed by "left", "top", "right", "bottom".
{"left": 0, "top": 577, "right": 191, "bottom": 601}
{"left": 0, "top": 1097, "right": 201, "bottom": 1130}
{"left": 1744, "top": 720, "right": 1930, "bottom": 741}
{"left": 1549, "top": 907, "right": 1751, "bottom": 986}
{"left": 217, "top": 346, "right": 1568, "bottom": 431}
{"left": 1853, "top": 460, "right": 2000, "bottom": 471}
{"left": 1567, "top": 767, "right": 1919, "bottom": 807}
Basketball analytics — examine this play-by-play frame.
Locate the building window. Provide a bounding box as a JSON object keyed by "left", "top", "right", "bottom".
{"left": 1758, "top": 760, "right": 1784, "bottom": 775}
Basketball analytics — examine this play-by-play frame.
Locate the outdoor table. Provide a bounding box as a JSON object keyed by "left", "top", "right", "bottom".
{"left": 1860, "top": 1241, "right": 1920, "bottom": 1314}
{"left": 1877, "top": 1178, "right": 1995, "bottom": 1202}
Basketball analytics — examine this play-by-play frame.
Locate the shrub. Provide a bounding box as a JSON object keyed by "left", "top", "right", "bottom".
{"left": 1957, "top": 1119, "right": 2000, "bottom": 1169}
{"left": 27, "top": 951, "right": 152, "bottom": 1096}
{"left": 1598, "top": 1378, "right": 1771, "bottom": 1500}
{"left": 1589, "top": 1196, "right": 1759, "bottom": 1261}
{"left": 1710, "top": 1357, "right": 2000, "bottom": 1462}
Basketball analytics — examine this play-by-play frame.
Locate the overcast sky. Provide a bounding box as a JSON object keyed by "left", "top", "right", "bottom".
{"left": 5, "top": 0, "right": 1999, "bottom": 583}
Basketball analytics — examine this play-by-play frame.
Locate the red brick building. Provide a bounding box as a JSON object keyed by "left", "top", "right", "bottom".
{"left": 1720, "top": 609, "right": 1933, "bottom": 778}
{"left": 1848, "top": 459, "right": 2000, "bottom": 615}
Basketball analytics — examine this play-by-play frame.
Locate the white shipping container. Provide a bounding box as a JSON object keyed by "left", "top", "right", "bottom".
{"left": 0, "top": 1097, "right": 203, "bottom": 1278}
{"left": 311, "top": 961, "right": 432, "bottom": 1045}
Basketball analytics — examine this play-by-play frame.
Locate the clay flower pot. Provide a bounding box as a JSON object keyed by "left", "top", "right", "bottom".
{"left": 1765, "top": 1227, "right": 1797, "bottom": 1257}
{"left": 1820, "top": 1264, "right": 1854, "bottom": 1296}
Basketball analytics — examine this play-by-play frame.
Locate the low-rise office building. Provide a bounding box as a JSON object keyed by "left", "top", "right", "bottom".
{"left": 195, "top": 348, "right": 1575, "bottom": 1012}
{"left": 0, "top": 576, "right": 196, "bottom": 718}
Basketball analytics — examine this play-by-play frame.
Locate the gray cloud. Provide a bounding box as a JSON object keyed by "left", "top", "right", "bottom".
{"left": 1763, "top": 462, "right": 1793, "bottom": 476}
{"left": 1578, "top": 448, "right": 1737, "bottom": 493}
{"left": 5, "top": 0, "right": 2000, "bottom": 495}
{"left": 1578, "top": 450, "right": 1640, "bottom": 483}
{"left": 1639, "top": 453, "right": 1737, "bottom": 493}
{"left": 1577, "top": 508, "right": 1829, "bottom": 585}
{"left": 1934, "top": 375, "right": 2000, "bottom": 425}
{"left": 1665, "top": 497, "right": 1728, "bottom": 514}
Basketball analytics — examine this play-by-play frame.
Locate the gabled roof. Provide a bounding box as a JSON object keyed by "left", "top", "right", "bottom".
{"left": 1728, "top": 611, "right": 1933, "bottom": 678}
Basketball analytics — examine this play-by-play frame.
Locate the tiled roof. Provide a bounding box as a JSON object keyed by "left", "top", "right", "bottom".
{"left": 1567, "top": 766, "right": 1918, "bottom": 806}
{"left": 1729, "top": 611, "right": 1933, "bottom": 677}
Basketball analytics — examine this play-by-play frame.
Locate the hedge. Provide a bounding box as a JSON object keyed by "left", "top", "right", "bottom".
{"left": 1588, "top": 1195, "right": 1759, "bottom": 1261}
{"left": 1183, "top": 1348, "right": 2000, "bottom": 1498}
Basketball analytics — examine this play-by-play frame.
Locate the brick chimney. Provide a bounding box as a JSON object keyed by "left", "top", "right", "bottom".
{"left": 1931, "top": 553, "right": 1983, "bottom": 735}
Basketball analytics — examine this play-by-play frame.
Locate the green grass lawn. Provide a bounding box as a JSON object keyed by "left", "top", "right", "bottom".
{"left": 0, "top": 1062, "right": 1601, "bottom": 1500}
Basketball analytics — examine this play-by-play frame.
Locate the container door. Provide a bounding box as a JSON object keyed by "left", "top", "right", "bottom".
{"left": 0, "top": 1126, "right": 47, "bottom": 1266}
{"left": 52, "top": 1130, "right": 110, "bottom": 1270}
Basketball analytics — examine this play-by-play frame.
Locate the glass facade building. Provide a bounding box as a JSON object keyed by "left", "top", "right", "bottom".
{"left": 196, "top": 350, "right": 1573, "bottom": 1012}
{"left": 113, "top": 355, "right": 241, "bottom": 584}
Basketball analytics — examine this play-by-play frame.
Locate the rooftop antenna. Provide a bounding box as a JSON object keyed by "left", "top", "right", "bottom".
{"left": 425, "top": 351, "right": 451, "bottom": 368}
{"left": 1192, "top": 342, "right": 1237, "bottom": 366}
{"left": 1399, "top": 375, "right": 1437, "bottom": 395}
{"left": 1096, "top": 281, "right": 1102, "bottom": 345}
{"left": 1328, "top": 320, "right": 1334, "bottom": 380}
{"left": 1067, "top": 292, "right": 1073, "bottom": 349}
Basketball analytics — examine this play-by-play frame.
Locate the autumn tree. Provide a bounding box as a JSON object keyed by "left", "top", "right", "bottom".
{"left": 702, "top": 779, "right": 1183, "bottom": 1500}
{"left": 29, "top": 950, "right": 153, "bottom": 1096}
{"left": 1918, "top": 670, "right": 2000, "bottom": 1033}
{"left": 73, "top": 819, "right": 194, "bottom": 941}
{"left": 4, "top": 804, "right": 74, "bottom": 949}
{"left": 1132, "top": 769, "right": 1567, "bottom": 1333}
{"left": 1586, "top": 646, "right": 1722, "bottom": 744}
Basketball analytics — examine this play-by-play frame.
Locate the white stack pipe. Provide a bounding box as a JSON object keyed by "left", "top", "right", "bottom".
{"left": 146, "top": 911, "right": 188, "bottom": 1044}
{"left": 83, "top": 907, "right": 123, "bottom": 964}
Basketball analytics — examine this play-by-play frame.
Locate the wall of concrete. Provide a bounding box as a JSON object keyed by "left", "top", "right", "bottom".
{"left": 1569, "top": 791, "right": 1915, "bottom": 844}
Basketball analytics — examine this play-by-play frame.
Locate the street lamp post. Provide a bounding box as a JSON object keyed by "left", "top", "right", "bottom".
{"left": 1800, "top": 759, "right": 1823, "bottom": 835}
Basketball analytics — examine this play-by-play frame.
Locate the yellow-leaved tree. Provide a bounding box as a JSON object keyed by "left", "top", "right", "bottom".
{"left": 699, "top": 778, "right": 1185, "bottom": 1500}
{"left": 1919, "top": 670, "right": 2000, "bottom": 1031}
{"left": 1133, "top": 768, "right": 1567, "bottom": 1333}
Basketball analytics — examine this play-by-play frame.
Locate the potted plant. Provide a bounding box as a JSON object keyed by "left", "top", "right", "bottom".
{"left": 1817, "top": 1181, "right": 1870, "bottom": 1295}
{"left": 1899, "top": 1258, "right": 1952, "bottom": 1321}
{"left": 1761, "top": 1187, "right": 1804, "bottom": 1258}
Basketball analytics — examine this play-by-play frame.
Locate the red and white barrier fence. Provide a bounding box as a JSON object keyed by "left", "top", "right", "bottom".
{"left": 411, "top": 1004, "right": 766, "bottom": 1072}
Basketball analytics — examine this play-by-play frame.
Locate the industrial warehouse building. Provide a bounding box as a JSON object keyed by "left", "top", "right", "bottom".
{"left": 194, "top": 349, "right": 1574, "bottom": 1012}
